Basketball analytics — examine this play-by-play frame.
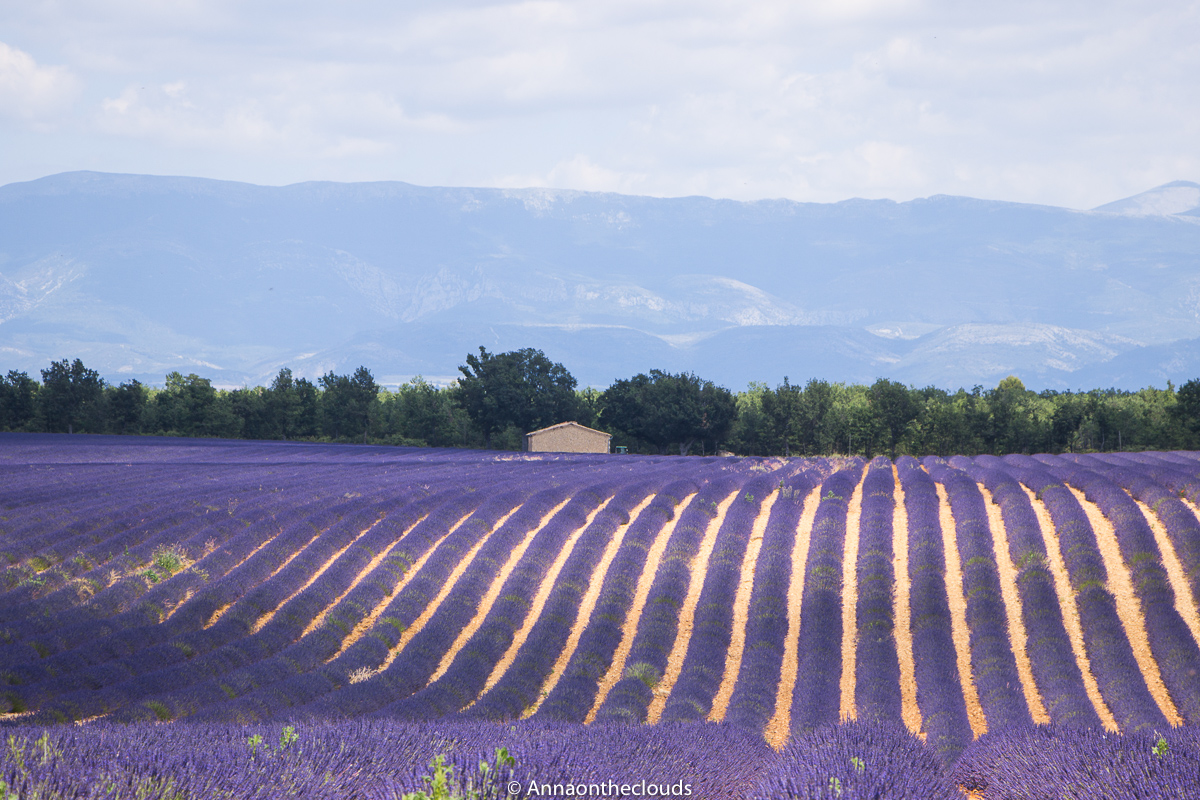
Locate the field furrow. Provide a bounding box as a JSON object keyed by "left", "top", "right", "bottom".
{"left": 978, "top": 482, "right": 1050, "bottom": 724}
{"left": 378, "top": 488, "right": 609, "bottom": 720}
{"left": 708, "top": 482, "right": 781, "bottom": 722}
{"left": 535, "top": 478, "right": 698, "bottom": 723}
{"left": 891, "top": 464, "right": 922, "bottom": 737}
{"left": 897, "top": 457, "right": 973, "bottom": 762}
{"left": 838, "top": 466, "right": 867, "bottom": 722}
{"left": 1069, "top": 487, "right": 1183, "bottom": 726}
{"left": 586, "top": 488, "right": 703, "bottom": 723}
{"left": 511, "top": 490, "right": 659, "bottom": 720}
{"left": 934, "top": 461, "right": 1032, "bottom": 732}
{"left": 647, "top": 482, "right": 745, "bottom": 723}
{"left": 934, "top": 480, "right": 987, "bottom": 738}
{"left": 468, "top": 494, "right": 617, "bottom": 707}
{"left": 788, "top": 464, "right": 862, "bottom": 735}
{"left": 724, "top": 468, "right": 823, "bottom": 737}
{"left": 1010, "top": 459, "right": 1165, "bottom": 732}
{"left": 1020, "top": 483, "right": 1118, "bottom": 730}
{"left": 763, "top": 482, "right": 822, "bottom": 748}
{"left": 287, "top": 490, "right": 533, "bottom": 720}
{"left": 1135, "top": 497, "right": 1200, "bottom": 651}
{"left": 5, "top": 437, "right": 1200, "bottom": 797}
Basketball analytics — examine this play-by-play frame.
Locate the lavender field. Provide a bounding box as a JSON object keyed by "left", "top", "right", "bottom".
{"left": 2, "top": 434, "right": 1200, "bottom": 798}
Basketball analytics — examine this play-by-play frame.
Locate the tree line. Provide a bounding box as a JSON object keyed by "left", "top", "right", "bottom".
{"left": 4, "top": 349, "right": 1200, "bottom": 457}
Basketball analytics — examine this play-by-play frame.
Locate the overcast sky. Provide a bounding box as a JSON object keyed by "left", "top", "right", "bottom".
{"left": 1, "top": 1, "right": 1197, "bottom": 208}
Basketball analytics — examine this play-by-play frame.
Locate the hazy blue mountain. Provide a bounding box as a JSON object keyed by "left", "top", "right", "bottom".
{"left": 1092, "top": 180, "right": 1200, "bottom": 216}
{"left": 2, "top": 171, "right": 1199, "bottom": 390}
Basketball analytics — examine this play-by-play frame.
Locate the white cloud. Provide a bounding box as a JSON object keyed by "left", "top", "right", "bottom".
{"left": 1, "top": 2, "right": 1198, "bottom": 207}
{"left": 0, "top": 42, "right": 80, "bottom": 124}
{"left": 503, "top": 154, "right": 648, "bottom": 194}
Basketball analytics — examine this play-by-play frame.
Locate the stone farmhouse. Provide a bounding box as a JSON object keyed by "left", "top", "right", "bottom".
{"left": 524, "top": 421, "right": 612, "bottom": 454}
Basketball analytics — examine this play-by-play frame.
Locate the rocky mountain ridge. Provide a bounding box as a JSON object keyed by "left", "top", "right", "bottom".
{"left": 1, "top": 171, "right": 1198, "bottom": 390}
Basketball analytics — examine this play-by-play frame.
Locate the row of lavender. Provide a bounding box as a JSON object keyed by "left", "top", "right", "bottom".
{"left": 2, "top": 439, "right": 617, "bottom": 708}
{"left": 851, "top": 452, "right": 1200, "bottom": 756}
{"left": 1, "top": 718, "right": 1198, "bottom": 799}
{"left": 5, "top": 435, "right": 1200, "bottom": 758}
{"left": 4, "top": 435, "right": 813, "bottom": 730}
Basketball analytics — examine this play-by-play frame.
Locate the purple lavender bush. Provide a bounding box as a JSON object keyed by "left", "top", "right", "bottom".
{"left": 751, "top": 720, "right": 960, "bottom": 800}
{"left": 953, "top": 724, "right": 1200, "bottom": 799}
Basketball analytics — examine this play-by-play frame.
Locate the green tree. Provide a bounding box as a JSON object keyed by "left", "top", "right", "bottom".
{"left": 106, "top": 380, "right": 148, "bottom": 434}
{"left": 903, "top": 388, "right": 986, "bottom": 456}
{"left": 266, "top": 368, "right": 318, "bottom": 440}
{"left": 574, "top": 387, "right": 601, "bottom": 429}
{"left": 389, "top": 376, "right": 461, "bottom": 447}
{"left": 454, "top": 347, "right": 580, "bottom": 448}
{"left": 729, "top": 381, "right": 773, "bottom": 455}
{"left": 1173, "top": 378, "right": 1200, "bottom": 448}
{"left": 986, "top": 375, "right": 1044, "bottom": 454}
{"left": 869, "top": 378, "right": 920, "bottom": 456}
{"left": 1048, "top": 391, "right": 1089, "bottom": 452}
{"left": 759, "top": 379, "right": 804, "bottom": 455}
{"left": 227, "top": 386, "right": 270, "bottom": 440}
{"left": 319, "top": 366, "right": 379, "bottom": 441}
{"left": 153, "top": 372, "right": 241, "bottom": 438}
{"left": 0, "top": 370, "right": 39, "bottom": 431}
{"left": 600, "top": 369, "right": 736, "bottom": 455}
{"left": 39, "top": 358, "right": 105, "bottom": 433}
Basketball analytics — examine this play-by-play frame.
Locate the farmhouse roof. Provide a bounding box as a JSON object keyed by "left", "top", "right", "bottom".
{"left": 526, "top": 421, "right": 611, "bottom": 438}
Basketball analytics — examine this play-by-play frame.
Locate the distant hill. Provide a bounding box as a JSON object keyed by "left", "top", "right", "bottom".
{"left": 1092, "top": 180, "right": 1200, "bottom": 217}
{"left": 2, "top": 171, "right": 1199, "bottom": 390}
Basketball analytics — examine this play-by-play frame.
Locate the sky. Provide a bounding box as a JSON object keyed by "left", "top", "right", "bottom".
{"left": 1, "top": 1, "right": 1198, "bottom": 208}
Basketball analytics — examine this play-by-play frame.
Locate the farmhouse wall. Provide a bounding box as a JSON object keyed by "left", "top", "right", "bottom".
{"left": 525, "top": 422, "right": 611, "bottom": 453}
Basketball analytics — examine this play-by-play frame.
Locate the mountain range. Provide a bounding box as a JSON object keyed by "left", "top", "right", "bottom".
{"left": 2, "top": 171, "right": 1199, "bottom": 391}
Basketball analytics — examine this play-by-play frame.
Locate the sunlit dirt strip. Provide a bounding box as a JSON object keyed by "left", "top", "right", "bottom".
{"left": 764, "top": 484, "right": 822, "bottom": 750}
{"left": 1023, "top": 486, "right": 1118, "bottom": 731}
{"left": 172, "top": 527, "right": 286, "bottom": 624}
{"left": 708, "top": 488, "right": 781, "bottom": 722}
{"left": 204, "top": 603, "right": 233, "bottom": 630}
{"left": 202, "top": 523, "right": 324, "bottom": 630}
{"left": 298, "top": 513, "right": 431, "bottom": 639}
{"left": 838, "top": 467, "right": 868, "bottom": 723}
{"left": 979, "top": 484, "right": 1050, "bottom": 724}
{"left": 584, "top": 492, "right": 700, "bottom": 724}
{"left": 1069, "top": 487, "right": 1183, "bottom": 726}
{"left": 891, "top": 467, "right": 922, "bottom": 738}
{"left": 935, "top": 482, "right": 987, "bottom": 739}
{"left": 467, "top": 497, "right": 616, "bottom": 705}
{"left": 425, "top": 496, "right": 576, "bottom": 685}
{"left": 374, "top": 505, "right": 524, "bottom": 675}
{"left": 250, "top": 514, "right": 388, "bottom": 634}
{"left": 1135, "top": 497, "right": 1200, "bottom": 650}
{"left": 324, "top": 510, "right": 475, "bottom": 664}
{"left": 520, "top": 494, "right": 657, "bottom": 719}
{"left": 646, "top": 488, "right": 742, "bottom": 723}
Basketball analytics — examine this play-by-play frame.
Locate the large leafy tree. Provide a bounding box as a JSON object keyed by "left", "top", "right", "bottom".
{"left": 869, "top": 377, "right": 921, "bottom": 456}
{"left": 600, "top": 369, "right": 736, "bottom": 455}
{"left": 266, "top": 368, "right": 319, "bottom": 440}
{"left": 392, "top": 376, "right": 460, "bottom": 447}
{"left": 760, "top": 378, "right": 803, "bottom": 455}
{"left": 39, "top": 358, "right": 105, "bottom": 433}
{"left": 153, "top": 372, "right": 241, "bottom": 437}
{"left": 1173, "top": 378, "right": 1200, "bottom": 447}
{"left": 319, "top": 366, "right": 379, "bottom": 441}
{"left": 455, "top": 347, "right": 579, "bottom": 446}
{"left": 107, "top": 380, "right": 148, "bottom": 434}
{"left": 0, "top": 370, "right": 39, "bottom": 431}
